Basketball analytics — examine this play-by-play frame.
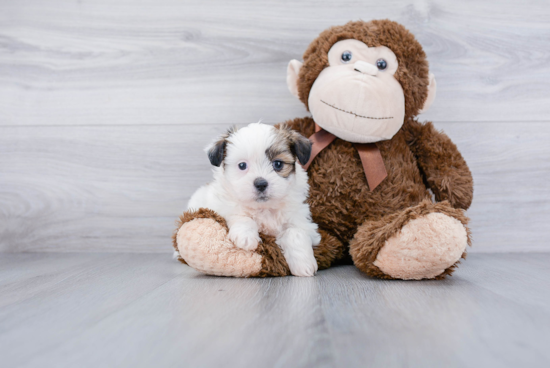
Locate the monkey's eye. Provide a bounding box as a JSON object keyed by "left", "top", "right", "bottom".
{"left": 238, "top": 162, "right": 247, "bottom": 170}
{"left": 272, "top": 160, "right": 284, "bottom": 172}
{"left": 376, "top": 59, "right": 388, "bottom": 70}
{"left": 341, "top": 51, "right": 353, "bottom": 63}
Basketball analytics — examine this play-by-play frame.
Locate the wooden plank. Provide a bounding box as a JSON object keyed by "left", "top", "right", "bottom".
{"left": 446, "top": 121, "right": 550, "bottom": 252}
{"left": 0, "top": 0, "right": 549, "bottom": 126}
{"left": 0, "top": 253, "right": 111, "bottom": 307}
{"left": 316, "top": 256, "right": 550, "bottom": 368}
{"left": 0, "top": 121, "right": 549, "bottom": 253}
{"left": 0, "top": 124, "right": 217, "bottom": 252}
{"left": 0, "top": 253, "right": 189, "bottom": 368}
{"left": 458, "top": 253, "right": 550, "bottom": 309}
{"left": 0, "top": 253, "right": 549, "bottom": 368}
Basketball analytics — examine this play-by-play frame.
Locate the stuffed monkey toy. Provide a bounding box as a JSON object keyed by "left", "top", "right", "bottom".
{"left": 173, "top": 20, "right": 473, "bottom": 280}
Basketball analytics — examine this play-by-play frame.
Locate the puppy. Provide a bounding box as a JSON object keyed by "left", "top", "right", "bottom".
{"left": 187, "top": 122, "right": 320, "bottom": 277}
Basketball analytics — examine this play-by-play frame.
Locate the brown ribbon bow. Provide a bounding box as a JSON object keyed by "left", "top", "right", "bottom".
{"left": 302, "top": 124, "right": 388, "bottom": 191}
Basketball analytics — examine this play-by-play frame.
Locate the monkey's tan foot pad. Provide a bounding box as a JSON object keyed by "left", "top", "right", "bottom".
{"left": 176, "top": 218, "right": 262, "bottom": 277}
{"left": 373, "top": 212, "right": 468, "bottom": 280}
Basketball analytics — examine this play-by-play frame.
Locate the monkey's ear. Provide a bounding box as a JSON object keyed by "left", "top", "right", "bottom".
{"left": 289, "top": 132, "right": 312, "bottom": 166}
{"left": 419, "top": 73, "right": 437, "bottom": 114}
{"left": 286, "top": 59, "right": 303, "bottom": 99}
{"left": 206, "top": 139, "right": 227, "bottom": 167}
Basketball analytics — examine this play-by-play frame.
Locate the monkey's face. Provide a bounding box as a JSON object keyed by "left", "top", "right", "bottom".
{"left": 308, "top": 39, "right": 405, "bottom": 144}
{"left": 287, "top": 21, "right": 437, "bottom": 143}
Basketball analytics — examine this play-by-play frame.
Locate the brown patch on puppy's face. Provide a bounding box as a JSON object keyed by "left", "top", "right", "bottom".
{"left": 266, "top": 144, "right": 296, "bottom": 178}
{"left": 266, "top": 125, "right": 312, "bottom": 178}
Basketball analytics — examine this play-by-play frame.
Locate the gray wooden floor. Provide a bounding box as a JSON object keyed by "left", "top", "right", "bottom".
{"left": 1, "top": 253, "right": 549, "bottom": 368}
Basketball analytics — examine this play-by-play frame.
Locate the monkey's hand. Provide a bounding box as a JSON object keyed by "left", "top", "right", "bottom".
{"left": 405, "top": 120, "right": 473, "bottom": 210}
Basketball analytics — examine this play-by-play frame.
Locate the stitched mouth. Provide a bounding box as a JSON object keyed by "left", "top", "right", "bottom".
{"left": 320, "top": 100, "right": 393, "bottom": 120}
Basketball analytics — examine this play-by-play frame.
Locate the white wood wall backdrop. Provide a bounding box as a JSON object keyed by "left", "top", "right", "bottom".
{"left": 1, "top": 0, "right": 549, "bottom": 253}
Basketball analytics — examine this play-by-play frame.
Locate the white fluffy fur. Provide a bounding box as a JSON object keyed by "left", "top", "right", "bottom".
{"left": 187, "top": 123, "right": 320, "bottom": 277}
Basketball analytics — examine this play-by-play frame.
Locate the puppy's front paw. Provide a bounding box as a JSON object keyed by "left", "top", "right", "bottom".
{"left": 310, "top": 230, "right": 322, "bottom": 246}
{"left": 278, "top": 228, "right": 318, "bottom": 277}
{"left": 287, "top": 256, "right": 318, "bottom": 277}
{"left": 228, "top": 227, "right": 260, "bottom": 251}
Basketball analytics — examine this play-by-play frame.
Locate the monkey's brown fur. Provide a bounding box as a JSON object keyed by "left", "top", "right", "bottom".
{"left": 174, "top": 20, "right": 474, "bottom": 279}
{"left": 276, "top": 114, "right": 472, "bottom": 277}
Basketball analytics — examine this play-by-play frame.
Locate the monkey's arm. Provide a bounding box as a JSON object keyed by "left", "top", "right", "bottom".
{"left": 404, "top": 120, "right": 473, "bottom": 210}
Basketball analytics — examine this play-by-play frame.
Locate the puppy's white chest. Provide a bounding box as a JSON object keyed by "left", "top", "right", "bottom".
{"left": 249, "top": 209, "right": 285, "bottom": 236}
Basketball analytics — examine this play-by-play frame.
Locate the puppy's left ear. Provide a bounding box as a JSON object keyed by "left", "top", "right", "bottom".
{"left": 289, "top": 130, "right": 312, "bottom": 166}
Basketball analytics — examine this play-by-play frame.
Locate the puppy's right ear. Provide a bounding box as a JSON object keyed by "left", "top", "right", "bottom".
{"left": 206, "top": 126, "right": 236, "bottom": 167}
{"left": 206, "top": 139, "right": 226, "bottom": 167}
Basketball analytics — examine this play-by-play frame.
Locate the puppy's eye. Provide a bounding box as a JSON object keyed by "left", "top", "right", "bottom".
{"left": 238, "top": 162, "right": 247, "bottom": 170}
{"left": 272, "top": 160, "right": 283, "bottom": 172}
{"left": 376, "top": 58, "right": 387, "bottom": 70}
{"left": 341, "top": 51, "right": 352, "bottom": 63}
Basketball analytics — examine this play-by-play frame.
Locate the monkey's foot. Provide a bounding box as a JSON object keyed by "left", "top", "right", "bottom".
{"left": 373, "top": 212, "right": 468, "bottom": 280}
{"left": 173, "top": 208, "right": 290, "bottom": 277}
{"left": 350, "top": 200, "right": 471, "bottom": 280}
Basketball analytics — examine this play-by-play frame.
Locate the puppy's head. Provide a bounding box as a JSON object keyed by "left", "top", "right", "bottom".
{"left": 206, "top": 122, "right": 312, "bottom": 206}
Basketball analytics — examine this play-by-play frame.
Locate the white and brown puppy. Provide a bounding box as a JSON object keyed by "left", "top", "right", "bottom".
{"left": 187, "top": 122, "right": 320, "bottom": 277}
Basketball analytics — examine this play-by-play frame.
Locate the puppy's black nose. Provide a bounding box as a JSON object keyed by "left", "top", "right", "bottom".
{"left": 254, "top": 177, "right": 268, "bottom": 192}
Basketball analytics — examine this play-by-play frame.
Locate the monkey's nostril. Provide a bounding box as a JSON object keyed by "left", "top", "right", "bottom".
{"left": 254, "top": 178, "right": 268, "bottom": 192}
{"left": 353, "top": 61, "right": 378, "bottom": 76}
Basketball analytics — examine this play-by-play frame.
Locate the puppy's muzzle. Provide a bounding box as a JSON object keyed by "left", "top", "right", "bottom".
{"left": 254, "top": 177, "right": 268, "bottom": 192}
